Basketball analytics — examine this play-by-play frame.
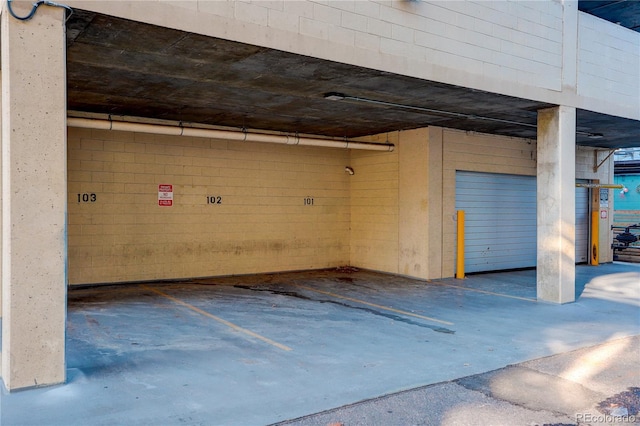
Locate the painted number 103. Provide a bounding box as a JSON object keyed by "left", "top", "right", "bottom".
{"left": 77, "top": 193, "right": 97, "bottom": 203}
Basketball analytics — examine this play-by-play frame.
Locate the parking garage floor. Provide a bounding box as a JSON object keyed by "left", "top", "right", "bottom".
{"left": 1, "top": 263, "right": 639, "bottom": 425}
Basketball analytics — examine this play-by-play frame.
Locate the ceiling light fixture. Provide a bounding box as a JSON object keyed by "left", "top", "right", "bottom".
{"left": 325, "top": 92, "right": 607, "bottom": 139}
{"left": 324, "top": 92, "right": 346, "bottom": 101}
{"left": 324, "top": 92, "right": 537, "bottom": 128}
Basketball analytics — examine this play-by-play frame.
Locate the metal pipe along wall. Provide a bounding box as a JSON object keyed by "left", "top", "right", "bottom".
{"left": 67, "top": 117, "right": 395, "bottom": 152}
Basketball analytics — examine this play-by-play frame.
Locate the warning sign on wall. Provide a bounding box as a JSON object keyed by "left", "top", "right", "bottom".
{"left": 158, "top": 184, "right": 173, "bottom": 206}
{"left": 599, "top": 188, "right": 609, "bottom": 208}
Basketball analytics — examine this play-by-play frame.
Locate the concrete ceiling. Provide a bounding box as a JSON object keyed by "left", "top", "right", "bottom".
{"left": 66, "top": 9, "right": 640, "bottom": 150}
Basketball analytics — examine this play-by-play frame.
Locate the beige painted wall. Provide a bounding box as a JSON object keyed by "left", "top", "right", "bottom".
{"left": 398, "top": 128, "right": 429, "bottom": 279}
{"left": 350, "top": 132, "right": 399, "bottom": 274}
{"left": 350, "top": 128, "right": 441, "bottom": 280}
{"left": 67, "top": 127, "right": 351, "bottom": 285}
{"left": 68, "top": 126, "right": 616, "bottom": 285}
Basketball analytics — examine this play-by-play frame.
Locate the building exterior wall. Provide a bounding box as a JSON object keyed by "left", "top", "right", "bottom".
{"left": 67, "top": 127, "right": 351, "bottom": 285}
{"left": 577, "top": 13, "right": 640, "bottom": 116}
{"left": 68, "top": 0, "right": 639, "bottom": 122}
{"left": 1, "top": 0, "right": 634, "bottom": 391}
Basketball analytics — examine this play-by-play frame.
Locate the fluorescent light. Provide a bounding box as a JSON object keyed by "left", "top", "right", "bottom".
{"left": 324, "top": 92, "right": 346, "bottom": 101}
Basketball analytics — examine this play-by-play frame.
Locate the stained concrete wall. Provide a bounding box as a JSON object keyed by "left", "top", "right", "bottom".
{"left": 67, "top": 0, "right": 639, "bottom": 122}
{"left": 67, "top": 128, "right": 351, "bottom": 285}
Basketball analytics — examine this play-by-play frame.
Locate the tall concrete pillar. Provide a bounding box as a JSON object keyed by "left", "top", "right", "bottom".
{"left": 1, "top": 4, "right": 67, "bottom": 390}
{"left": 537, "top": 106, "right": 576, "bottom": 304}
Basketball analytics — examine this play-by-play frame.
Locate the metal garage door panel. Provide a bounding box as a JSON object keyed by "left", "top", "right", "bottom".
{"left": 575, "top": 184, "right": 589, "bottom": 263}
{"left": 456, "top": 171, "right": 537, "bottom": 273}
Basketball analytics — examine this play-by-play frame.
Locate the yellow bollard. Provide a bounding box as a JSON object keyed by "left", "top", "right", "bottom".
{"left": 591, "top": 211, "right": 599, "bottom": 266}
{"left": 456, "top": 210, "right": 465, "bottom": 279}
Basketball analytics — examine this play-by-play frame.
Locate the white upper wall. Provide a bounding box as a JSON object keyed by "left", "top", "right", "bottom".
{"left": 577, "top": 12, "right": 640, "bottom": 117}
{"left": 68, "top": 0, "right": 639, "bottom": 121}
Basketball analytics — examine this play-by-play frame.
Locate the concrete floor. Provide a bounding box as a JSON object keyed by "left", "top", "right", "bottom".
{"left": 278, "top": 335, "right": 639, "bottom": 426}
{"left": 1, "top": 263, "right": 639, "bottom": 425}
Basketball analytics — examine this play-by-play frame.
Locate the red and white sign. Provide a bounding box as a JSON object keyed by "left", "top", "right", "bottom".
{"left": 600, "top": 209, "right": 608, "bottom": 219}
{"left": 158, "top": 184, "right": 173, "bottom": 206}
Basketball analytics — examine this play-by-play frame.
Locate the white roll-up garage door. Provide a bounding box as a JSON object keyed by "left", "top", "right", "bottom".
{"left": 455, "top": 171, "right": 537, "bottom": 273}
{"left": 455, "top": 172, "right": 592, "bottom": 273}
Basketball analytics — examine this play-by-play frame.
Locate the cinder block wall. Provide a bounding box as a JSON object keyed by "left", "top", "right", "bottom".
{"left": 349, "top": 128, "right": 434, "bottom": 280}
{"left": 67, "top": 127, "right": 616, "bottom": 285}
{"left": 578, "top": 13, "right": 639, "bottom": 115}
{"left": 67, "top": 128, "right": 351, "bottom": 285}
{"left": 350, "top": 132, "right": 400, "bottom": 273}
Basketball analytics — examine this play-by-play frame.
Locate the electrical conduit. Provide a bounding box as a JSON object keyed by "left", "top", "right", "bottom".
{"left": 67, "top": 117, "right": 395, "bottom": 152}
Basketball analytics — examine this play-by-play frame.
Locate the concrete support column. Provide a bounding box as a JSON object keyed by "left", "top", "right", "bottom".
{"left": 537, "top": 106, "right": 576, "bottom": 304}
{"left": 1, "top": 4, "right": 67, "bottom": 390}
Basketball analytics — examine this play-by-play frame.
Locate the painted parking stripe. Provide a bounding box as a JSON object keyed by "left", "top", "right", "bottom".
{"left": 292, "top": 283, "right": 454, "bottom": 326}
{"left": 140, "top": 285, "right": 292, "bottom": 352}
{"left": 432, "top": 282, "right": 537, "bottom": 302}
